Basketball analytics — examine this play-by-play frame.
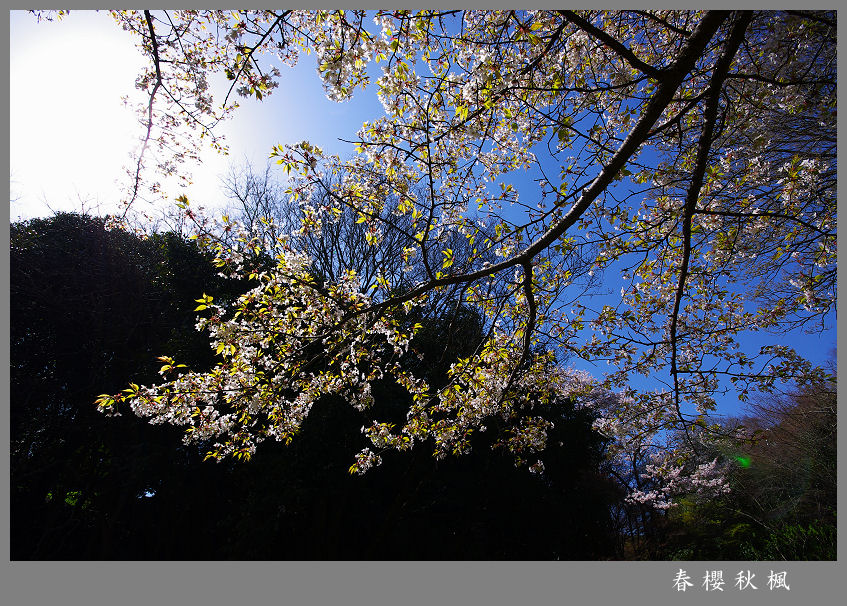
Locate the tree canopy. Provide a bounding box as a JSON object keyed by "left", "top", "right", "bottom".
{"left": 53, "top": 10, "right": 835, "bottom": 507}
{"left": 12, "top": 213, "right": 621, "bottom": 559}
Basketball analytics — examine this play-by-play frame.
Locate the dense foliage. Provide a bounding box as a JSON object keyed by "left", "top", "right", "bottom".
{"left": 11, "top": 214, "right": 233, "bottom": 557}
{"left": 647, "top": 379, "right": 837, "bottom": 560}
{"left": 11, "top": 214, "right": 620, "bottom": 559}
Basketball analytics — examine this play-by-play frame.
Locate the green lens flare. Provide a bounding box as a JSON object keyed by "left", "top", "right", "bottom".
{"left": 736, "top": 456, "right": 751, "bottom": 468}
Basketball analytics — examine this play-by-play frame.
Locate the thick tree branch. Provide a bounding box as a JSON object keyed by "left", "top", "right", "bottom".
{"left": 667, "top": 12, "right": 752, "bottom": 430}
{"left": 520, "top": 261, "right": 537, "bottom": 365}
{"left": 351, "top": 11, "right": 729, "bottom": 320}
{"left": 559, "top": 10, "right": 663, "bottom": 78}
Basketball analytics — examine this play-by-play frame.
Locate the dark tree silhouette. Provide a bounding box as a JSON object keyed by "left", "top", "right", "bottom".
{"left": 11, "top": 212, "right": 622, "bottom": 559}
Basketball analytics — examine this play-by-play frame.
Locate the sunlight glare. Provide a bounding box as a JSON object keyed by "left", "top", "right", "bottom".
{"left": 10, "top": 11, "right": 146, "bottom": 218}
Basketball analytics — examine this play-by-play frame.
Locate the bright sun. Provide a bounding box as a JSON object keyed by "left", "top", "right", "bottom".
{"left": 10, "top": 11, "right": 147, "bottom": 218}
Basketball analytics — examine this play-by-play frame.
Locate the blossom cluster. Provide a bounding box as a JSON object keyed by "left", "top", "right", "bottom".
{"left": 89, "top": 10, "right": 834, "bottom": 507}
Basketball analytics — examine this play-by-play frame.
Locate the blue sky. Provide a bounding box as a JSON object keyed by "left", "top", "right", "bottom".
{"left": 10, "top": 10, "right": 835, "bottom": 421}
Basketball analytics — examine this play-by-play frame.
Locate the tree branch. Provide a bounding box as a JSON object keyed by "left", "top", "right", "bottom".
{"left": 123, "top": 10, "right": 164, "bottom": 217}
{"left": 559, "top": 10, "right": 663, "bottom": 78}
{"left": 667, "top": 12, "right": 752, "bottom": 434}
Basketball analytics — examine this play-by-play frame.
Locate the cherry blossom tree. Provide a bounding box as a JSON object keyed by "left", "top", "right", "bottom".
{"left": 78, "top": 10, "right": 835, "bottom": 503}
